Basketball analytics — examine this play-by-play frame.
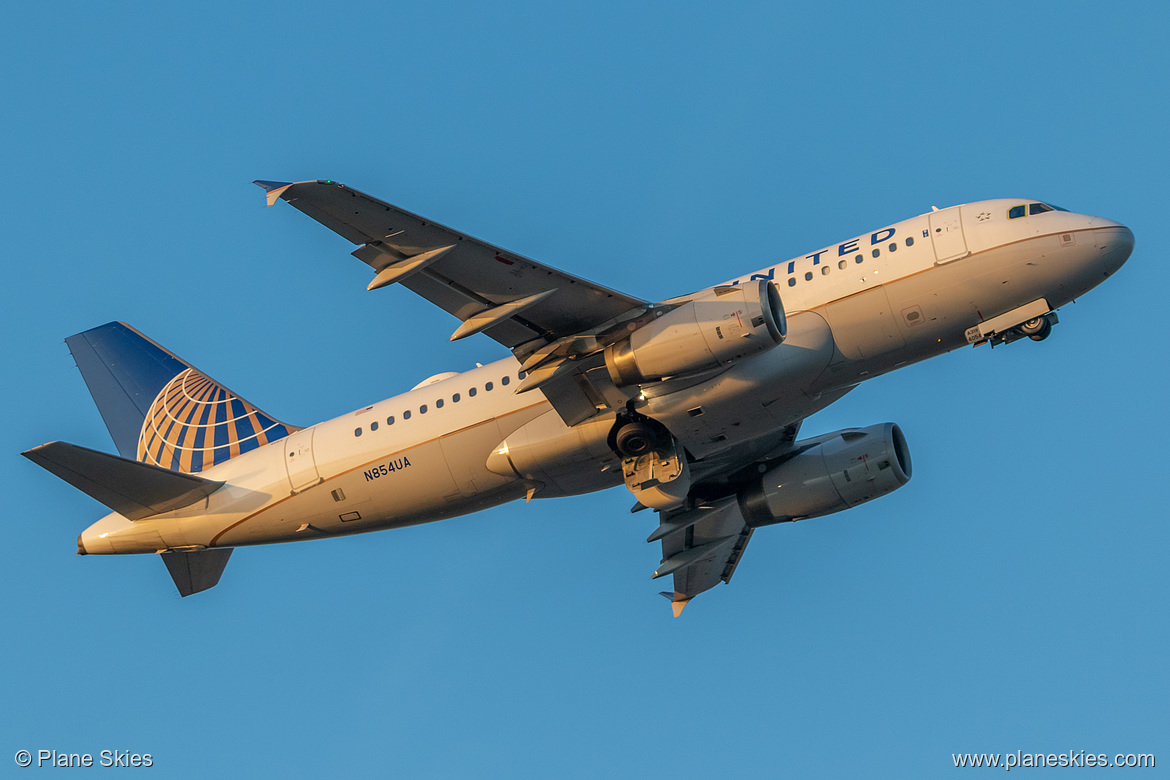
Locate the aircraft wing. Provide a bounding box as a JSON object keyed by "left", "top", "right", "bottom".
{"left": 645, "top": 421, "right": 802, "bottom": 614}
{"left": 650, "top": 497, "right": 754, "bottom": 616}
{"left": 256, "top": 180, "right": 647, "bottom": 350}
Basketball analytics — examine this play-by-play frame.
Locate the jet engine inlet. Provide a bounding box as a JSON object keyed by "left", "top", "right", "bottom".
{"left": 738, "top": 423, "right": 912, "bottom": 527}
{"left": 605, "top": 279, "right": 786, "bottom": 387}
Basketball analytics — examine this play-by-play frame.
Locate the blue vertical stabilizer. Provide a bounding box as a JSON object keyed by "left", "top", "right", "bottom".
{"left": 65, "top": 322, "right": 297, "bottom": 472}
{"left": 67, "top": 322, "right": 188, "bottom": 459}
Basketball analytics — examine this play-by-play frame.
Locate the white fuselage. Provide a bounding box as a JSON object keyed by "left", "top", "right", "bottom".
{"left": 78, "top": 200, "right": 1133, "bottom": 555}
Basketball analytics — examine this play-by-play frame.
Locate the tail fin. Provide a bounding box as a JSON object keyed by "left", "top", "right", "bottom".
{"left": 66, "top": 322, "right": 298, "bottom": 473}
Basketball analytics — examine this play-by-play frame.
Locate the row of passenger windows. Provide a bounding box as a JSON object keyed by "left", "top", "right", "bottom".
{"left": 354, "top": 372, "right": 524, "bottom": 436}
{"left": 785, "top": 236, "right": 915, "bottom": 286}
{"left": 1008, "top": 202, "right": 1067, "bottom": 219}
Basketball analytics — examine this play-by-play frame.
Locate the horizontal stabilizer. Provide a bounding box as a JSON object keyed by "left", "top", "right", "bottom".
{"left": 162, "top": 548, "right": 233, "bottom": 597}
{"left": 23, "top": 441, "right": 223, "bottom": 521}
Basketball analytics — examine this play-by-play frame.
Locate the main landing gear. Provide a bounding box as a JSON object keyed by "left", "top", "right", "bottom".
{"left": 608, "top": 405, "right": 692, "bottom": 511}
{"left": 609, "top": 407, "right": 671, "bottom": 458}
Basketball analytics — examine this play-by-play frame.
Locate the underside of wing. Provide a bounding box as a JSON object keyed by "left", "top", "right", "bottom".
{"left": 643, "top": 422, "right": 803, "bottom": 615}
{"left": 650, "top": 497, "right": 754, "bottom": 616}
{"left": 256, "top": 180, "right": 647, "bottom": 349}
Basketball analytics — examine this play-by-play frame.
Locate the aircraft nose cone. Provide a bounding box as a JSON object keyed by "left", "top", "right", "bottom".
{"left": 1098, "top": 224, "right": 1135, "bottom": 273}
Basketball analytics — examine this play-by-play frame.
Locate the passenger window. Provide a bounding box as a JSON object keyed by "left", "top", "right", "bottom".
{"left": 469, "top": 387, "right": 477, "bottom": 397}
{"left": 906, "top": 236, "right": 914, "bottom": 247}
{"left": 403, "top": 409, "right": 411, "bottom": 420}
{"left": 370, "top": 421, "right": 379, "bottom": 432}
{"left": 518, "top": 371, "right": 526, "bottom": 380}
{"left": 804, "top": 271, "right": 813, "bottom": 281}
{"left": 420, "top": 404, "right": 428, "bottom": 414}
{"left": 872, "top": 248, "right": 880, "bottom": 258}
{"left": 1008, "top": 205, "right": 1026, "bottom": 219}
{"left": 1029, "top": 203, "right": 1054, "bottom": 215}
{"left": 821, "top": 266, "right": 830, "bottom": 276}
{"left": 436, "top": 398, "right": 444, "bottom": 409}
{"left": 387, "top": 416, "right": 395, "bottom": 425}
{"left": 855, "top": 254, "right": 864, "bottom": 264}
{"left": 888, "top": 243, "right": 897, "bottom": 252}
{"left": 485, "top": 382, "right": 493, "bottom": 391}
{"left": 354, "top": 427, "right": 362, "bottom": 437}
{"left": 452, "top": 393, "right": 460, "bottom": 403}
{"left": 788, "top": 277, "right": 796, "bottom": 287}
{"left": 501, "top": 375, "right": 510, "bottom": 386}
{"left": 838, "top": 259, "right": 847, "bottom": 270}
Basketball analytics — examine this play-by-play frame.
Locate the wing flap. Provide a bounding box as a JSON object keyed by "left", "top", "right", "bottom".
{"left": 655, "top": 496, "right": 755, "bottom": 613}
{"left": 23, "top": 441, "right": 223, "bottom": 521}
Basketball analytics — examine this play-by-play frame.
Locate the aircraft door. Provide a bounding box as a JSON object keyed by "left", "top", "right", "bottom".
{"left": 284, "top": 428, "right": 321, "bottom": 494}
{"left": 929, "top": 207, "right": 969, "bottom": 264}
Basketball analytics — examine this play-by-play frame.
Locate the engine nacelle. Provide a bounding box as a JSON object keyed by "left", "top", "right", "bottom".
{"left": 738, "top": 423, "right": 911, "bottom": 527}
{"left": 605, "top": 279, "right": 786, "bottom": 387}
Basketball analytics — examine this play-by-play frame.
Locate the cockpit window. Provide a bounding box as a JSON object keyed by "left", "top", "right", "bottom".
{"left": 1010, "top": 202, "right": 1062, "bottom": 219}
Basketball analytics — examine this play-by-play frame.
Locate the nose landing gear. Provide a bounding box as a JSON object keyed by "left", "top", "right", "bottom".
{"left": 965, "top": 300, "right": 1060, "bottom": 348}
{"left": 1017, "top": 316, "right": 1052, "bottom": 341}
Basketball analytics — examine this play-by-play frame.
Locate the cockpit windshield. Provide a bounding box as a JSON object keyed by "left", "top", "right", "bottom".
{"left": 1008, "top": 202, "right": 1066, "bottom": 219}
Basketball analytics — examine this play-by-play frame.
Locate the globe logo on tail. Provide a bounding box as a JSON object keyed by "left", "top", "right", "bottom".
{"left": 137, "top": 368, "right": 297, "bottom": 473}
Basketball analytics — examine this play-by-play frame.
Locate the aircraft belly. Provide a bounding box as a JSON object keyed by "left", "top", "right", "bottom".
{"left": 440, "top": 418, "right": 509, "bottom": 496}
{"left": 204, "top": 440, "right": 462, "bottom": 546}
{"left": 824, "top": 286, "right": 905, "bottom": 361}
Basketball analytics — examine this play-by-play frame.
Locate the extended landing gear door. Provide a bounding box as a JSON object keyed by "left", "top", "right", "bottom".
{"left": 621, "top": 439, "right": 692, "bottom": 512}
{"left": 284, "top": 428, "right": 321, "bottom": 494}
{"left": 929, "top": 206, "right": 969, "bottom": 264}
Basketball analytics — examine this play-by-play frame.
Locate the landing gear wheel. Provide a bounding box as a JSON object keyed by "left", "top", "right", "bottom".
{"left": 1019, "top": 316, "right": 1051, "bottom": 341}
{"left": 614, "top": 422, "right": 660, "bottom": 458}
{"left": 607, "top": 405, "right": 673, "bottom": 459}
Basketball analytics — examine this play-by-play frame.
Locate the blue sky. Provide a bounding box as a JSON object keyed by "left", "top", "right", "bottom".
{"left": 2, "top": 2, "right": 1167, "bottom": 777}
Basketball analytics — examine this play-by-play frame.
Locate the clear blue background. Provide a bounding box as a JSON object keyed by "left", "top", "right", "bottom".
{"left": 2, "top": 2, "right": 1166, "bottom": 777}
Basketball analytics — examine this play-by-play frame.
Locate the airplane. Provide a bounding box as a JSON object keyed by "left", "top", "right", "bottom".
{"left": 23, "top": 181, "right": 1134, "bottom": 614}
